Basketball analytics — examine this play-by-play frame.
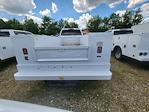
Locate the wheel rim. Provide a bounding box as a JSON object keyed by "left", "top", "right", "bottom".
{"left": 115, "top": 49, "right": 121, "bottom": 59}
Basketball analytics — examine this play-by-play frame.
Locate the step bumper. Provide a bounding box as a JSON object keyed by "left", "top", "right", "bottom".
{"left": 14, "top": 71, "right": 112, "bottom": 80}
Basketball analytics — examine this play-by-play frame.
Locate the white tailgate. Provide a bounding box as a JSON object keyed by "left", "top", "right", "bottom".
{"left": 34, "top": 46, "right": 89, "bottom": 61}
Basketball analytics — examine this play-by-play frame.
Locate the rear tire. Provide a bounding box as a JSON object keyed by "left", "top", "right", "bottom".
{"left": 114, "top": 47, "right": 122, "bottom": 60}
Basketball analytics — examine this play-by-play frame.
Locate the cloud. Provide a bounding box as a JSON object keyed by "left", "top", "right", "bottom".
{"left": 63, "top": 17, "right": 75, "bottom": 23}
{"left": 115, "top": 10, "right": 126, "bottom": 16}
{"left": 73, "top": 0, "right": 124, "bottom": 13}
{"left": 39, "top": 2, "right": 58, "bottom": 17}
{"left": 26, "top": 15, "right": 42, "bottom": 24}
{"left": 0, "top": 0, "right": 36, "bottom": 15}
{"left": 75, "top": 13, "right": 93, "bottom": 28}
{"left": 141, "top": 3, "right": 149, "bottom": 12}
{"left": 109, "top": 0, "right": 124, "bottom": 8}
{"left": 127, "top": 0, "right": 146, "bottom": 8}
{"left": 51, "top": 2, "right": 58, "bottom": 13}
{"left": 140, "top": 3, "right": 149, "bottom": 20}
{"left": 0, "top": 17, "right": 8, "bottom": 21}
{"left": 39, "top": 9, "right": 51, "bottom": 17}
{"left": 63, "top": 13, "right": 93, "bottom": 29}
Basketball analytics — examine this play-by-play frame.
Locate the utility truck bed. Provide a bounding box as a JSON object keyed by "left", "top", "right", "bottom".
{"left": 0, "top": 29, "right": 32, "bottom": 60}
{"left": 12, "top": 28, "right": 112, "bottom": 80}
{"left": 112, "top": 22, "right": 149, "bottom": 62}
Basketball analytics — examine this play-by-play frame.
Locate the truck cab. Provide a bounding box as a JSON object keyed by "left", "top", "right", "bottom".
{"left": 59, "top": 28, "right": 83, "bottom": 46}
{"left": 0, "top": 29, "right": 32, "bottom": 60}
{"left": 60, "top": 28, "right": 83, "bottom": 36}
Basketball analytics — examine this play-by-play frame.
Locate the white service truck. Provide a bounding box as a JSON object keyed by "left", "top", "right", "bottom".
{"left": 12, "top": 28, "right": 112, "bottom": 80}
{"left": 0, "top": 99, "right": 69, "bottom": 112}
{"left": 112, "top": 22, "right": 149, "bottom": 62}
{"left": 0, "top": 29, "right": 32, "bottom": 60}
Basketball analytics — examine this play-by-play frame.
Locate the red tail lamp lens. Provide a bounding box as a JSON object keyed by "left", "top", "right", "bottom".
{"left": 97, "top": 47, "right": 102, "bottom": 53}
{"left": 22, "top": 48, "right": 28, "bottom": 55}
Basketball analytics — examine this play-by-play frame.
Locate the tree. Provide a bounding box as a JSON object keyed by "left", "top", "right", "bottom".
{"left": 87, "top": 16, "right": 108, "bottom": 32}
{"left": 109, "top": 13, "right": 121, "bottom": 29}
{"left": 87, "top": 16, "right": 102, "bottom": 32}
{"left": 0, "top": 19, "right": 6, "bottom": 29}
{"left": 103, "top": 17, "right": 110, "bottom": 26}
{"left": 65, "top": 22, "right": 78, "bottom": 28}
{"left": 109, "top": 10, "right": 143, "bottom": 29}
{"left": 23, "top": 19, "right": 39, "bottom": 34}
{"left": 132, "top": 9, "right": 143, "bottom": 25}
{"left": 5, "top": 19, "right": 23, "bottom": 30}
{"left": 39, "top": 16, "right": 59, "bottom": 35}
{"left": 122, "top": 10, "right": 133, "bottom": 28}
{"left": 58, "top": 19, "right": 66, "bottom": 29}
{"left": 0, "top": 9, "right": 143, "bottom": 33}
{"left": 58, "top": 19, "right": 78, "bottom": 29}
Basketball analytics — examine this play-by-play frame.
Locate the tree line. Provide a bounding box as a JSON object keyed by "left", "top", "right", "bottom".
{"left": 87, "top": 10, "right": 143, "bottom": 32}
{"left": 0, "top": 10, "right": 143, "bottom": 35}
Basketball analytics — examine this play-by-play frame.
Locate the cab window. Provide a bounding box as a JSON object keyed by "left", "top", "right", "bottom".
{"left": 61, "top": 29, "right": 81, "bottom": 36}
{"left": 0, "top": 31, "right": 10, "bottom": 37}
{"left": 14, "top": 31, "right": 32, "bottom": 35}
{"left": 114, "top": 30, "right": 133, "bottom": 35}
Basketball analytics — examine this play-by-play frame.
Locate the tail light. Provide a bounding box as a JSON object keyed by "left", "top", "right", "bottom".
{"left": 139, "top": 52, "right": 147, "bottom": 56}
{"left": 22, "top": 48, "right": 28, "bottom": 55}
{"left": 143, "top": 52, "right": 147, "bottom": 56}
{"left": 139, "top": 52, "right": 143, "bottom": 56}
{"left": 24, "top": 56, "right": 29, "bottom": 60}
{"left": 97, "top": 46, "right": 102, "bottom": 53}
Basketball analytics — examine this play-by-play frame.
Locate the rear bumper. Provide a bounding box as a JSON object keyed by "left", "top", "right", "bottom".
{"left": 14, "top": 71, "right": 112, "bottom": 80}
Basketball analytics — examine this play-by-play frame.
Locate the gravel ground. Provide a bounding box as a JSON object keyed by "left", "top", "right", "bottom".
{"left": 0, "top": 57, "right": 148, "bottom": 112}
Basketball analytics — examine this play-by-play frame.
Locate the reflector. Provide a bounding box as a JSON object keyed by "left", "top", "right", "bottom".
{"left": 97, "top": 47, "right": 102, "bottom": 53}
{"left": 22, "top": 48, "right": 28, "bottom": 55}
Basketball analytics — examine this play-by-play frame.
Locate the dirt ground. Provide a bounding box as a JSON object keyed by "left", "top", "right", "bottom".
{"left": 0, "top": 57, "right": 148, "bottom": 112}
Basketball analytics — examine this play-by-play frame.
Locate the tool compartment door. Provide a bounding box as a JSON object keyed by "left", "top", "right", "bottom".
{"left": 34, "top": 46, "right": 89, "bottom": 62}
{"left": 0, "top": 31, "right": 14, "bottom": 60}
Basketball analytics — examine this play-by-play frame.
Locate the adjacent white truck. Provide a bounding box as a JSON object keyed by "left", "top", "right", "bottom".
{"left": 0, "top": 29, "right": 32, "bottom": 60}
{"left": 112, "top": 22, "right": 149, "bottom": 62}
{"left": 0, "top": 99, "right": 69, "bottom": 112}
{"left": 12, "top": 28, "right": 112, "bottom": 80}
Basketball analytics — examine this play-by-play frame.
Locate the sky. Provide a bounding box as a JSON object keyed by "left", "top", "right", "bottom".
{"left": 0, "top": 0, "right": 149, "bottom": 28}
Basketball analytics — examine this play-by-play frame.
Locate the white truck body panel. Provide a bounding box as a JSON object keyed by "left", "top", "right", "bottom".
{"left": 0, "top": 99, "right": 69, "bottom": 112}
{"left": 0, "top": 29, "right": 32, "bottom": 60}
{"left": 0, "top": 30, "right": 15, "bottom": 60}
{"left": 113, "top": 22, "right": 149, "bottom": 62}
{"left": 12, "top": 32, "right": 112, "bottom": 80}
{"left": 0, "top": 37, "right": 14, "bottom": 60}
{"left": 132, "top": 22, "right": 149, "bottom": 34}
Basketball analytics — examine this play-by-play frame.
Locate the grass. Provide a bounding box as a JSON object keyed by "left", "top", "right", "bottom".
{"left": 0, "top": 57, "right": 148, "bottom": 112}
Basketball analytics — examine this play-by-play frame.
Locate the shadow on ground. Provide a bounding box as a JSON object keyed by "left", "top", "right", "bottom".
{"left": 0, "top": 58, "right": 16, "bottom": 71}
{"left": 114, "top": 56, "right": 149, "bottom": 70}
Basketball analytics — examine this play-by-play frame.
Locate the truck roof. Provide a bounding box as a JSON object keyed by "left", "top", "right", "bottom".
{"left": 61, "top": 28, "right": 80, "bottom": 30}
{"left": 0, "top": 29, "right": 32, "bottom": 33}
{"left": 107, "top": 28, "right": 132, "bottom": 32}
